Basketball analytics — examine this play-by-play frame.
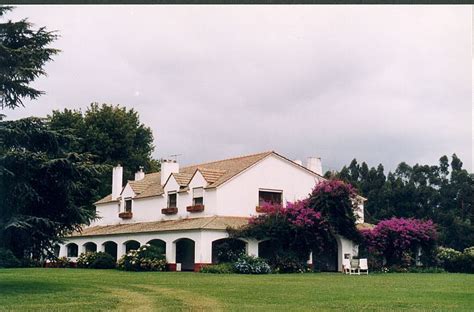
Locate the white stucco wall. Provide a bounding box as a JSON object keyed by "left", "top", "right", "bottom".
{"left": 216, "top": 154, "right": 321, "bottom": 217}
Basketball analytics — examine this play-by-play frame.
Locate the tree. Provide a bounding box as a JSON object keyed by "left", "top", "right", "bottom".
{"left": 49, "top": 103, "right": 159, "bottom": 198}
{"left": 332, "top": 154, "right": 474, "bottom": 250}
{"left": 0, "top": 6, "right": 59, "bottom": 109}
{"left": 230, "top": 180, "right": 361, "bottom": 272}
{"left": 0, "top": 117, "right": 104, "bottom": 260}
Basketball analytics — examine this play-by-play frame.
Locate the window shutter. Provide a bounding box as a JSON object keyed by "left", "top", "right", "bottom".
{"left": 193, "top": 187, "right": 203, "bottom": 198}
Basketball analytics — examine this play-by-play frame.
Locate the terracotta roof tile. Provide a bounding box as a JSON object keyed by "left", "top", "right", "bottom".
{"left": 67, "top": 216, "right": 249, "bottom": 237}
{"left": 96, "top": 151, "right": 273, "bottom": 204}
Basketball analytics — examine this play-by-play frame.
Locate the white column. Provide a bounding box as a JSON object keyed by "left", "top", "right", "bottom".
{"left": 59, "top": 244, "right": 68, "bottom": 258}
{"left": 166, "top": 240, "right": 175, "bottom": 263}
{"left": 197, "top": 236, "right": 212, "bottom": 264}
{"left": 246, "top": 239, "right": 259, "bottom": 257}
{"left": 118, "top": 242, "right": 127, "bottom": 258}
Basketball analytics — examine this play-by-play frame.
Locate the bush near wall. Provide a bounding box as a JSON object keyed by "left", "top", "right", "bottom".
{"left": 77, "top": 252, "right": 116, "bottom": 269}
{"left": 0, "top": 248, "right": 21, "bottom": 268}
{"left": 437, "top": 246, "right": 474, "bottom": 273}
{"left": 117, "top": 244, "right": 167, "bottom": 271}
{"left": 232, "top": 254, "right": 271, "bottom": 274}
{"left": 361, "top": 217, "right": 438, "bottom": 269}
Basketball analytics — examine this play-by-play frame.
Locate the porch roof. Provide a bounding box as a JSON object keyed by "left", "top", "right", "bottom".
{"left": 67, "top": 216, "right": 249, "bottom": 238}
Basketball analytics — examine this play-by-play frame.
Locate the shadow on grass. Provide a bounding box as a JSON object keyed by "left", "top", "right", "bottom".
{"left": 0, "top": 280, "right": 74, "bottom": 296}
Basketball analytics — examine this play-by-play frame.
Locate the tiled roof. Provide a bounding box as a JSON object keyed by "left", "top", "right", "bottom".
{"left": 67, "top": 216, "right": 249, "bottom": 237}
{"left": 172, "top": 172, "right": 194, "bottom": 186}
{"left": 95, "top": 151, "right": 273, "bottom": 204}
{"left": 180, "top": 151, "right": 273, "bottom": 188}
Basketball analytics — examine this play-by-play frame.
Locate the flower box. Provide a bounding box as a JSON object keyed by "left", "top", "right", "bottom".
{"left": 119, "top": 211, "right": 133, "bottom": 219}
{"left": 187, "top": 204, "right": 205, "bottom": 212}
{"left": 161, "top": 207, "right": 178, "bottom": 215}
{"left": 255, "top": 206, "right": 265, "bottom": 213}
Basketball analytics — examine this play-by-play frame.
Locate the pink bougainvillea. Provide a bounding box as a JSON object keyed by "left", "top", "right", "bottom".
{"left": 361, "top": 217, "right": 437, "bottom": 266}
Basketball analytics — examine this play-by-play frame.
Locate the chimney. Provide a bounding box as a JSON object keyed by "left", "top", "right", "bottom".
{"left": 135, "top": 166, "right": 145, "bottom": 181}
{"left": 112, "top": 164, "right": 123, "bottom": 200}
{"left": 293, "top": 159, "right": 303, "bottom": 166}
{"left": 306, "top": 157, "right": 323, "bottom": 176}
{"left": 160, "top": 159, "right": 179, "bottom": 184}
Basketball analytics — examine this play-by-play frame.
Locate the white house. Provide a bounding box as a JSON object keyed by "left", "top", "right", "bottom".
{"left": 59, "top": 151, "right": 367, "bottom": 271}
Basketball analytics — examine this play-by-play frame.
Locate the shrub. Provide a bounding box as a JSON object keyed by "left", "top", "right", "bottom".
{"left": 0, "top": 248, "right": 21, "bottom": 268}
{"left": 77, "top": 252, "right": 116, "bottom": 269}
{"left": 200, "top": 263, "right": 235, "bottom": 274}
{"left": 232, "top": 254, "right": 271, "bottom": 274}
{"left": 270, "top": 251, "right": 308, "bottom": 273}
{"left": 49, "top": 257, "right": 71, "bottom": 268}
{"left": 117, "top": 244, "right": 167, "bottom": 271}
{"left": 436, "top": 246, "right": 474, "bottom": 273}
{"left": 361, "top": 218, "right": 437, "bottom": 268}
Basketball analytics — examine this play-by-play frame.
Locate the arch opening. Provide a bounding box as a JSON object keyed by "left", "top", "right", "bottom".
{"left": 175, "top": 238, "right": 195, "bottom": 271}
{"left": 103, "top": 241, "right": 118, "bottom": 260}
{"left": 66, "top": 243, "right": 78, "bottom": 257}
{"left": 312, "top": 235, "right": 339, "bottom": 272}
{"left": 146, "top": 239, "right": 166, "bottom": 255}
{"left": 83, "top": 242, "right": 97, "bottom": 253}
{"left": 124, "top": 240, "right": 140, "bottom": 253}
{"left": 212, "top": 238, "right": 246, "bottom": 264}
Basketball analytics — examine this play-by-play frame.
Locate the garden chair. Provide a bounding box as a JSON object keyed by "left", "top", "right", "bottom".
{"left": 359, "top": 258, "right": 369, "bottom": 275}
{"left": 342, "top": 259, "right": 351, "bottom": 274}
{"left": 350, "top": 259, "right": 360, "bottom": 275}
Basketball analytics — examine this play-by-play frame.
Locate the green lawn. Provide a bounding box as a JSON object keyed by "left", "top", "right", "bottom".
{"left": 0, "top": 269, "right": 472, "bottom": 311}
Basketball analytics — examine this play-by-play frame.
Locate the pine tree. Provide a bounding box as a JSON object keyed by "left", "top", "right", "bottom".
{"left": 0, "top": 6, "right": 59, "bottom": 109}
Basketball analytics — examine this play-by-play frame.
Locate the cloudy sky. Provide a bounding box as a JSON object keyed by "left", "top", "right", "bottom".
{"left": 4, "top": 5, "right": 473, "bottom": 172}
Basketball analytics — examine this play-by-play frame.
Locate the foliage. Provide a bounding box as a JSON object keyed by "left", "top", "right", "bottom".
{"left": 0, "top": 248, "right": 20, "bottom": 268}
{"left": 361, "top": 217, "right": 437, "bottom": 267}
{"left": 199, "top": 263, "right": 235, "bottom": 274}
{"left": 232, "top": 254, "right": 271, "bottom": 274}
{"left": 0, "top": 6, "right": 59, "bottom": 109}
{"left": 49, "top": 103, "right": 159, "bottom": 198}
{"left": 117, "top": 244, "right": 167, "bottom": 271}
{"left": 48, "top": 257, "right": 71, "bottom": 268}
{"left": 436, "top": 246, "right": 474, "bottom": 273}
{"left": 77, "top": 252, "right": 115, "bottom": 269}
{"left": 0, "top": 117, "right": 104, "bottom": 260}
{"left": 270, "top": 251, "right": 309, "bottom": 273}
{"left": 330, "top": 155, "right": 473, "bottom": 250}
{"left": 230, "top": 180, "right": 360, "bottom": 270}
{"left": 308, "top": 180, "right": 362, "bottom": 243}
{"left": 212, "top": 239, "right": 245, "bottom": 263}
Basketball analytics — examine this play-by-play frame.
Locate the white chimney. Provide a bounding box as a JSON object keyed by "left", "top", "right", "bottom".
{"left": 160, "top": 159, "right": 179, "bottom": 184}
{"left": 306, "top": 157, "right": 323, "bottom": 176}
{"left": 112, "top": 164, "right": 123, "bottom": 200}
{"left": 135, "top": 166, "right": 145, "bottom": 181}
{"left": 293, "top": 159, "right": 303, "bottom": 166}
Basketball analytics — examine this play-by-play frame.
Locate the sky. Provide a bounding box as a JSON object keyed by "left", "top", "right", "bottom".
{"left": 3, "top": 5, "right": 473, "bottom": 173}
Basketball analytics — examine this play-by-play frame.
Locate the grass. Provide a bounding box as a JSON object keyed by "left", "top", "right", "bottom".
{"left": 0, "top": 269, "right": 473, "bottom": 311}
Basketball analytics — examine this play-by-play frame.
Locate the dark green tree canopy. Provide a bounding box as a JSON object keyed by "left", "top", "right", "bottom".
{"left": 49, "top": 103, "right": 159, "bottom": 198}
{"left": 0, "top": 6, "right": 59, "bottom": 109}
{"left": 329, "top": 155, "right": 474, "bottom": 250}
{"left": 0, "top": 117, "right": 104, "bottom": 259}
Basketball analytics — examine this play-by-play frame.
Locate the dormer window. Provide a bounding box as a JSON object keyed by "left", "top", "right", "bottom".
{"left": 168, "top": 192, "right": 177, "bottom": 208}
{"left": 193, "top": 187, "right": 204, "bottom": 205}
{"left": 258, "top": 189, "right": 282, "bottom": 206}
{"left": 124, "top": 198, "right": 132, "bottom": 212}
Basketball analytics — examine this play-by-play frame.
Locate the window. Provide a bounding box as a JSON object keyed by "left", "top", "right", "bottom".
{"left": 67, "top": 243, "right": 78, "bottom": 257}
{"left": 258, "top": 190, "right": 282, "bottom": 206}
{"left": 168, "top": 192, "right": 177, "bottom": 208}
{"left": 124, "top": 199, "right": 132, "bottom": 212}
{"left": 193, "top": 187, "right": 204, "bottom": 205}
